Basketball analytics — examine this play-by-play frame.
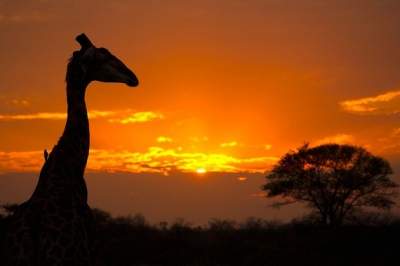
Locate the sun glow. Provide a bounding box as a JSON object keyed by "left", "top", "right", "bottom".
{"left": 237, "top": 176, "right": 248, "bottom": 181}
{"left": 196, "top": 167, "right": 207, "bottom": 174}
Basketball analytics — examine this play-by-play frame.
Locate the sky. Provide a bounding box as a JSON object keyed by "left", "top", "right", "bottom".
{"left": 0, "top": 0, "right": 399, "bottom": 224}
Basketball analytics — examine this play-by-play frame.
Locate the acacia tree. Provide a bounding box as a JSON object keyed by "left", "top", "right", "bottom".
{"left": 262, "top": 144, "right": 398, "bottom": 226}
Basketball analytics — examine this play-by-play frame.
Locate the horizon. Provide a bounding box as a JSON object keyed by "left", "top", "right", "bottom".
{"left": 0, "top": 0, "right": 400, "bottom": 224}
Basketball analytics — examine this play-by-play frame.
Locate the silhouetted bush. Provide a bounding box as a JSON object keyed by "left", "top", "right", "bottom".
{"left": 95, "top": 210, "right": 400, "bottom": 265}
{"left": 1, "top": 204, "right": 399, "bottom": 265}
{"left": 208, "top": 218, "right": 237, "bottom": 232}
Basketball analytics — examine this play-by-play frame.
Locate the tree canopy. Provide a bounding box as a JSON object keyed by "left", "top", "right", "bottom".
{"left": 262, "top": 144, "right": 398, "bottom": 226}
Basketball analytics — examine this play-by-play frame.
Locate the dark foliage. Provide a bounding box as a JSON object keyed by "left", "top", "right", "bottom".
{"left": 263, "top": 144, "right": 399, "bottom": 226}
{"left": 1, "top": 205, "right": 398, "bottom": 266}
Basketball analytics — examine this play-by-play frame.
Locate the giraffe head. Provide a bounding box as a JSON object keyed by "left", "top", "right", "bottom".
{"left": 73, "top": 33, "right": 139, "bottom": 87}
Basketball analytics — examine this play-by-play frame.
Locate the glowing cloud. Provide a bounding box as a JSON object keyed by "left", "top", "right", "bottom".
{"left": 0, "top": 147, "right": 279, "bottom": 174}
{"left": 0, "top": 151, "right": 43, "bottom": 172}
{"left": 392, "top": 128, "right": 400, "bottom": 137}
{"left": 314, "top": 134, "right": 354, "bottom": 146}
{"left": 109, "top": 112, "right": 164, "bottom": 124}
{"left": 264, "top": 144, "right": 272, "bottom": 150}
{"left": 375, "top": 128, "right": 400, "bottom": 154}
{"left": 0, "top": 112, "right": 67, "bottom": 121}
{"left": 0, "top": 111, "right": 116, "bottom": 121}
{"left": 157, "top": 136, "right": 173, "bottom": 143}
{"left": 89, "top": 147, "right": 279, "bottom": 174}
{"left": 10, "top": 99, "right": 30, "bottom": 107}
{"left": 220, "top": 141, "right": 238, "bottom": 148}
{"left": 88, "top": 111, "right": 118, "bottom": 119}
{"left": 340, "top": 90, "right": 400, "bottom": 115}
{"left": 0, "top": 110, "right": 163, "bottom": 124}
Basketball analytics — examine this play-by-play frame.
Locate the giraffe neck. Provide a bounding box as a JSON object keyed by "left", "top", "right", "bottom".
{"left": 63, "top": 77, "right": 90, "bottom": 167}
{"left": 64, "top": 53, "right": 90, "bottom": 159}
{"left": 31, "top": 59, "right": 90, "bottom": 203}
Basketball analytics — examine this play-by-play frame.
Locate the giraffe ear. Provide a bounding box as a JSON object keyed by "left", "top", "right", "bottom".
{"left": 76, "top": 33, "right": 94, "bottom": 51}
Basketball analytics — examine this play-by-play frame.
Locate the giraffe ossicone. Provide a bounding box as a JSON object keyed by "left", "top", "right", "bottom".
{"left": 76, "top": 34, "right": 94, "bottom": 49}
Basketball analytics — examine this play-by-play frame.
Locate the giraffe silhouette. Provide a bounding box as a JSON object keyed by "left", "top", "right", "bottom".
{"left": 2, "top": 34, "right": 139, "bottom": 266}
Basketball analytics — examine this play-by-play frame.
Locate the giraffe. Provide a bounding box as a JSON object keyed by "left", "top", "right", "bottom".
{"left": 2, "top": 33, "right": 139, "bottom": 266}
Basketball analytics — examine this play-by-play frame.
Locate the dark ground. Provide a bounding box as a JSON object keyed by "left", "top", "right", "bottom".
{"left": 1, "top": 206, "right": 399, "bottom": 266}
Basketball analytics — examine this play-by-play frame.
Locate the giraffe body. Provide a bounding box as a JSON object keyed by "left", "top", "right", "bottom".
{"left": 2, "top": 34, "right": 138, "bottom": 266}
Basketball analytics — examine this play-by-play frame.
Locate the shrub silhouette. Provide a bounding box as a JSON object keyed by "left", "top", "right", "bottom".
{"left": 1, "top": 204, "right": 399, "bottom": 265}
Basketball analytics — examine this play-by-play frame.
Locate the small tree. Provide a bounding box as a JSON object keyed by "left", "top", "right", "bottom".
{"left": 262, "top": 144, "right": 398, "bottom": 226}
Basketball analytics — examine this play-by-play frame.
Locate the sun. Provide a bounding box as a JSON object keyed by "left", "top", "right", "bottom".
{"left": 196, "top": 167, "right": 207, "bottom": 174}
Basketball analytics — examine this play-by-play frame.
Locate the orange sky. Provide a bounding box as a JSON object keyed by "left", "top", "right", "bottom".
{"left": 0, "top": 0, "right": 399, "bottom": 223}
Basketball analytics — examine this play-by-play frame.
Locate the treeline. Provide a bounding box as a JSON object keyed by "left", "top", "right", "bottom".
{"left": 1, "top": 205, "right": 399, "bottom": 266}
